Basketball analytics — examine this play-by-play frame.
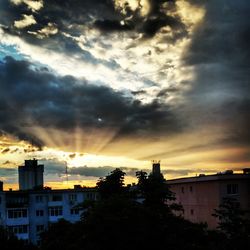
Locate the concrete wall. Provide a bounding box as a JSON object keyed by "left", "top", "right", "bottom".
{"left": 170, "top": 181, "right": 220, "bottom": 228}
{"left": 168, "top": 174, "right": 250, "bottom": 229}
{"left": 0, "top": 189, "right": 98, "bottom": 244}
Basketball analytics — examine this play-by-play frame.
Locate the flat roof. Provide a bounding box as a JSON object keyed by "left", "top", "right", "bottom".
{"left": 0, "top": 187, "right": 97, "bottom": 194}
{"left": 167, "top": 173, "right": 250, "bottom": 184}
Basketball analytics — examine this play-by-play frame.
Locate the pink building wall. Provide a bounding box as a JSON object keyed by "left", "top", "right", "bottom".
{"left": 168, "top": 174, "right": 250, "bottom": 229}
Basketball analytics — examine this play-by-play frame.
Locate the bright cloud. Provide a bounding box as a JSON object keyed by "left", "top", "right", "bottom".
{"left": 14, "top": 14, "right": 36, "bottom": 29}
{"left": 10, "top": 0, "right": 43, "bottom": 12}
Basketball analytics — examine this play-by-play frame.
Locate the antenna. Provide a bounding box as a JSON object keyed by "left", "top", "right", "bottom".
{"left": 151, "top": 160, "right": 161, "bottom": 164}
{"left": 30, "top": 139, "right": 37, "bottom": 159}
{"left": 65, "top": 161, "right": 69, "bottom": 184}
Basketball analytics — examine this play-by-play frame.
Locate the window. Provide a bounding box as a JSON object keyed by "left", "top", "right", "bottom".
{"left": 8, "top": 209, "right": 27, "bottom": 218}
{"left": 49, "top": 206, "right": 63, "bottom": 216}
{"left": 190, "top": 209, "right": 194, "bottom": 215}
{"left": 181, "top": 187, "right": 184, "bottom": 193}
{"left": 36, "top": 195, "right": 43, "bottom": 203}
{"left": 190, "top": 186, "right": 193, "bottom": 192}
{"left": 86, "top": 193, "right": 95, "bottom": 200}
{"left": 8, "top": 225, "right": 28, "bottom": 234}
{"left": 36, "top": 210, "right": 44, "bottom": 217}
{"left": 7, "top": 196, "right": 28, "bottom": 205}
{"left": 36, "top": 225, "right": 45, "bottom": 233}
{"left": 70, "top": 208, "right": 79, "bottom": 215}
{"left": 52, "top": 195, "right": 62, "bottom": 201}
{"left": 227, "top": 184, "right": 239, "bottom": 195}
{"left": 69, "top": 194, "right": 77, "bottom": 202}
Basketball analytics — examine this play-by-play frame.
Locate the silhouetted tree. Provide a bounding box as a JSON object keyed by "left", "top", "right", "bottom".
{"left": 40, "top": 170, "right": 233, "bottom": 250}
{"left": 213, "top": 198, "right": 250, "bottom": 249}
{"left": 96, "top": 168, "right": 127, "bottom": 199}
{"left": 0, "top": 226, "right": 36, "bottom": 250}
{"left": 136, "top": 170, "right": 177, "bottom": 213}
{"left": 40, "top": 219, "right": 83, "bottom": 250}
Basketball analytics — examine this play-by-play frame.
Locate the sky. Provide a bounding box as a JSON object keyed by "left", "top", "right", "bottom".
{"left": 0, "top": 0, "right": 249, "bottom": 190}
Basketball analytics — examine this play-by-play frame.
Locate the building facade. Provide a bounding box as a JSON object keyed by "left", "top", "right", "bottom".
{"left": 0, "top": 187, "right": 98, "bottom": 244}
{"left": 168, "top": 170, "right": 250, "bottom": 228}
{"left": 0, "top": 159, "right": 98, "bottom": 245}
{"left": 18, "top": 159, "right": 44, "bottom": 190}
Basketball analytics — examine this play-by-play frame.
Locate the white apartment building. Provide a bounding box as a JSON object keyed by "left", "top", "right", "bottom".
{"left": 0, "top": 187, "right": 98, "bottom": 244}
{"left": 0, "top": 159, "right": 98, "bottom": 245}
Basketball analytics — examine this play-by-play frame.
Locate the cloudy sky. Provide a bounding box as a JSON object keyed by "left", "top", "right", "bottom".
{"left": 0, "top": 0, "right": 249, "bottom": 189}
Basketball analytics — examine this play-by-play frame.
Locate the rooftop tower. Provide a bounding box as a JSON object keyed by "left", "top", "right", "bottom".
{"left": 152, "top": 160, "right": 161, "bottom": 176}
{"left": 18, "top": 159, "right": 44, "bottom": 190}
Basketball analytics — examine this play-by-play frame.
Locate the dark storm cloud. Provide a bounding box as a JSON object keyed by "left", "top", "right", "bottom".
{"left": 69, "top": 166, "right": 152, "bottom": 178}
{"left": 0, "top": 167, "right": 16, "bottom": 176}
{"left": 94, "top": 19, "right": 134, "bottom": 32}
{"left": 180, "top": 0, "right": 250, "bottom": 148}
{"left": 184, "top": 1, "right": 250, "bottom": 72}
{"left": 0, "top": 0, "right": 187, "bottom": 48}
{"left": 40, "top": 158, "right": 108, "bottom": 177}
{"left": 0, "top": 0, "right": 120, "bottom": 71}
{"left": 214, "top": 98, "right": 250, "bottom": 147}
{"left": 141, "top": 13, "right": 186, "bottom": 39}
{"left": 41, "top": 158, "right": 224, "bottom": 178}
{"left": 161, "top": 168, "right": 221, "bottom": 177}
{"left": 131, "top": 90, "right": 147, "bottom": 96}
{"left": 61, "top": 166, "right": 232, "bottom": 179}
{"left": 93, "top": 0, "right": 187, "bottom": 39}
{"left": 157, "top": 87, "right": 178, "bottom": 98}
{"left": 40, "top": 158, "right": 139, "bottom": 178}
{"left": 0, "top": 56, "right": 181, "bottom": 147}
{"left": 69, "top": 166, "right": 117, "bottom": 178}
{"left": 40, "top": 159, "right": 67, "bottom": 175}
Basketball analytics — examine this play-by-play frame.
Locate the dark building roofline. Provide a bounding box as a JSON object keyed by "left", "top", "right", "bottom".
{"left": 167, "top": 172, "right": 250, "bottom": 185}
{"left": 0, "top": 187, "right": 97, "bottom": 194}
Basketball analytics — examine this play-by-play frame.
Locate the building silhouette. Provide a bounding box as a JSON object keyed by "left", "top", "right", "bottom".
{"left": 18, "top": 159, "right": 44, "bottom": 190}
{"left": 152, "top": 160, "right": 161, "bottom": 176}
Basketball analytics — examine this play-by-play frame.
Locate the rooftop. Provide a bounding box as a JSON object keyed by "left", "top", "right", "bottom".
{"left": 167, "top": 170, "right": 250, "bottom": 185}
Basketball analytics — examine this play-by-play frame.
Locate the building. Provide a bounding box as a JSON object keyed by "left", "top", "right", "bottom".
{"left": 0, "top": 160, "right": 98, "bottom": 245}
{"left": 152, "top": 161, "right": 161, "bottom": 176}
{"left": 168, "top": 169, "right": 250, "bottom": 228}
{"left": 18, "top": 159, "right": 44, "bottom": 190}
{"left": 0, "top": 180, "right": 3, "bottom": 191}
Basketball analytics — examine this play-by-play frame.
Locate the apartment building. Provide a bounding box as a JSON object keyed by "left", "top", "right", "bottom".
{"left": 0, "top": 159, "right": 98, "bottom": 245}
{"left": 0, "top": 186, "right": 98, "bottom": 244}
{"left": 168, "top": 169, "right": 250, "bottom": 228}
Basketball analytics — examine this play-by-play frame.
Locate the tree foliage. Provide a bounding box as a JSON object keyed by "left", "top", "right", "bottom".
{"left": 136, "top": 170, "right": 178, "bottom": 213}
{"left": 213, "top": 198, "right": 250, "bottom": 249}
{"left": 0, "top": 226, "right": 36, "bottom": 250}
{"left": 40, "top": 219, "right": 84, "bottom": 250}
{"left": 40, "top": 169, "right": 249, "bottom": 250}
{"left": 96, "top": 168, "right": 126, "bottom": 199}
